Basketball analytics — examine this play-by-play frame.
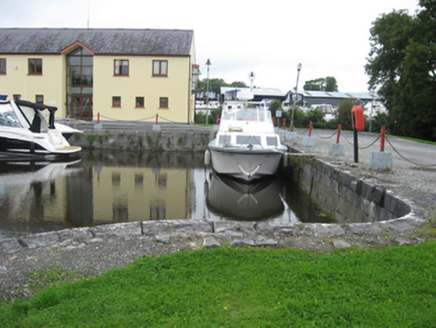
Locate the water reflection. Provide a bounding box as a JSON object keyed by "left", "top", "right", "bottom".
{"left": 206, "top": 173, "right": 285, "bottom": 221}
{"left": 0, "top": 150, "right": 333, "bottom": 235}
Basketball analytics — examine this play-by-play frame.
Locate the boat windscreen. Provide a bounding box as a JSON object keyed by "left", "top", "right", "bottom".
{"left": 0, "top": 103, "right": 22, "bottom": 127}
{"left": 236, "top": 135, "right": 261, "bottom": 145}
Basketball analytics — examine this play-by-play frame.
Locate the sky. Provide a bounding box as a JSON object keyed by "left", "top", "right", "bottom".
{"left": 0, "top": 0, "right": 422, "bottom": 93}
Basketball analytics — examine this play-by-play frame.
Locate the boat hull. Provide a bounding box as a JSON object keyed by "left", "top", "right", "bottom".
{"left": 208, "top": 145, "right": 285, "bottom": 181}
{"left": 0, "top": 133, "right": 81, "bottom": 158}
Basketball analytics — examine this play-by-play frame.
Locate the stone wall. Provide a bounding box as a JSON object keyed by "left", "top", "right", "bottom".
{"left": 69, "top": 128, "right": 213, "bottom": 152}
{"left": 284, "top": 153, "right": 411, "bottom": 223}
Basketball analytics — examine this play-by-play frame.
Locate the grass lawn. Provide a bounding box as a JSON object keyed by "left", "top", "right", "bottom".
{"left": 1, "top": 243, "right": 435, "bottom": 327}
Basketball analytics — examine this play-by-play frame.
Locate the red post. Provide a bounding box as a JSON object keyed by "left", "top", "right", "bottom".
{"left": 308, "top": 121, "right": 313, "bottom": 137}
{"left": 336, "top": 124, "right": 342, "bottom": 144}
{"left": 216, "top": 114, "right": 219, "bottom": 125}
{"left": 155, "top": 113, "right": 159, "bottom": 125}
{"left": 283, "top": 118, "right": 286, "bottom": 130}
{"left": 97, "top": 112, "right": 100, "bottom": 124}
{"left": 380, "top": 126, "right": 386, "bottom": 152}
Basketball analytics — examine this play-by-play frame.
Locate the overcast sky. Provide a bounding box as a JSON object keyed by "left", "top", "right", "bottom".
{"left": 1, "top": 0, "right": 422, "bottom": 93}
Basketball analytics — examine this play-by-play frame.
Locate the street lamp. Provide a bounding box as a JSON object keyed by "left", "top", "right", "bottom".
{"left": 205, "top": 59, "right": 211, "bottom": 125}
{"left": 290, "top": 63, "right": 302, "bottom": 130}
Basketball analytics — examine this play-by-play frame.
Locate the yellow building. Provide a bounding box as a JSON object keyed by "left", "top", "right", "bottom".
{"left": 0, "top": 28, "right": 198, "bottom": 124}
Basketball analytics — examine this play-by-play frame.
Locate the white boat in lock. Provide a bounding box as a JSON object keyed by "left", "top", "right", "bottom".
{"left": 205, "top": 91, "right": 287, "bottom": 182}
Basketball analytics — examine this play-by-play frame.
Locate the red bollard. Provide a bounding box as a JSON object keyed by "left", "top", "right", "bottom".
{"left": 216, "top": 114, "right": 220, "bottom": 125}
{"left": 308, "top": 121, "right": 313, "bottom": 137}
{"left": 155, "top": 113, "right": 159, "bottom": 125}
{"left": 336, "top": 124, "right": 342, "bottom": 143}
{"left": 97, "top": 112, "right": 100, "bottom": 124}
{"left": 380, "top": 126, "right": 386, "bottom": 152}
{"left": 283, "top": 118, "right": 286, "bottom": 130}
{"left": 291, "top": 122, "right": 294, "bottom": 132}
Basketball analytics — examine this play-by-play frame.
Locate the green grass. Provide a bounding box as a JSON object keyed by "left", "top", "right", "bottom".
{"left": 1, "top": 243, "right": 436, "bottom": 327}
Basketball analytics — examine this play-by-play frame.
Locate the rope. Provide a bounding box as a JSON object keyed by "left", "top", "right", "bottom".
{"left": 343, "top": 133, "right": 381, "bottom": 150}
{"left": 159, "top": 115, "right": 181, "bottom": 124}
{"left": 314, "top": 130, "right": 338, "bottom": 139}
{"left": 385, "top": 136, "right": 436, "bottom": 167}
{"left": 99, "top": 114, "right": 156, "bottom": 122}
{"left": 297, "top": 128, "right": 309, "bottom": 135}
{"left": 359, "top": 135, "right": 381, "bottom": 150}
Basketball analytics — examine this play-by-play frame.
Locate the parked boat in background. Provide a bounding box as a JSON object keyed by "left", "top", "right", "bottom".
{"left": 0, "top": 100, "right": 82, "bottom": 159}
{"left": 206, "top": 91, "right": 287, "bottom": 182}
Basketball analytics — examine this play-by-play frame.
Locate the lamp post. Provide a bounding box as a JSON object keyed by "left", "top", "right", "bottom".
{"left": 290, "top": 63, "right": 302, "bottom": 130}
{"left": 205, "top": 59, "right": 211, "bottom": 125}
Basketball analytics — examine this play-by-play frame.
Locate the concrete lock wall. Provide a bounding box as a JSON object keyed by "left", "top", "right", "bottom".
{"left": 70, "top": 129, "right": 213, "bottom": 152}
{"left": 284, "top": 153, "right": 411, "bottom": 223}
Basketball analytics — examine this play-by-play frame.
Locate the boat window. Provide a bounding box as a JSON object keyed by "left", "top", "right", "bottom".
{"left": 0, "top": 104, "right": 21, "bottom": 127}
{"left": 236, "top": 135, "right": 261, "bottom": 145}
{"left": 266, "top": 136, "right": 278, "bottom": 146}
{"left": 218, "top": 135, "right": 231, "bottom": 145}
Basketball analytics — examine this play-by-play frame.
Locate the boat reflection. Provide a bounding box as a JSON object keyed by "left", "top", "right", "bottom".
{"left": 0, "top": 158, "right": 82, "bottom": 234}
{"left": 206, "top": 172, "right": 287, "bottom": 221}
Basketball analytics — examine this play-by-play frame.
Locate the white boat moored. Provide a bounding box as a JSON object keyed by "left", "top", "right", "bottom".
{"left": 0, "top": 100, "right": 82, "bottom": 158}
{"left": 207, "top": 91, "right": 287, "bottom": 182}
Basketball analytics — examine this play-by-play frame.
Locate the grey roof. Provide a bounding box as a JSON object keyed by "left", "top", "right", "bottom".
{"left": 297, "top": 90, "right": 377, "bottom": 100}
{"left": 0, "top": 28, "right": 194, "bottom": 56}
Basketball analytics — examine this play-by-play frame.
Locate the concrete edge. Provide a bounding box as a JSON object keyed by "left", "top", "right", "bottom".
{"left": 1, "top": 213, "right": 428, "bottom": 255}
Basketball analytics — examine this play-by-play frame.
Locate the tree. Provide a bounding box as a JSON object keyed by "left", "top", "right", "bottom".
{"left": 198, "top": 78, "right": 228, "bottom": 94}
{"left": 303, "top": 77, "right": 338, "bottom": 91}
{"left": 336, "top": 99, "right": 354, "bottom": 130}
{"left": 365, "top": 4, "right": 436, "bottom": 140}
{"left": 230, "top": 81, "right": 247, "bottom": 88}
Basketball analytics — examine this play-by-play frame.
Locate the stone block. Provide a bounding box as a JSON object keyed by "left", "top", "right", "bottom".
{"left": 214, "top": 221, "right": 255, "bottom": 233}
{"left": 329, "top": 143, "right": 345, "bottom": 156}
{"left": 203, "top": 236, "right": 220, "bottom": 249}
{"left": 302, "top": 136, "right": 316, "bottom": 147}
{"left": 91, "top": 222, "right": 142, "bottom": 237}
{"left": 19, "top": 231, "right": 59, "bottom": 249}
{"left": 142, "top": 219, "right": 213, "bottom": 235}
{"left": 58, "top": 228, "right": 93, "bottom": 243}
{"left": 370, "top": 152, "right": 393, "bottom": 171}
{"left": 0, "top": 238, "right": 23, "bottom": 254}
{"left": 286, "top": 132, "right": 298, "bottom": 141}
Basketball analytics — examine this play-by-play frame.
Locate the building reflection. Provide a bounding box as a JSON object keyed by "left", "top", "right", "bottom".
{"left": 0, "top": 151, "right": 202, "bottom": 231}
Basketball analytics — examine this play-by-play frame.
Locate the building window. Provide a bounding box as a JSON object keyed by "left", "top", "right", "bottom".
{"left": 114, "top": 60, "right": 129, "bottom": 76}
{"left": 135, "top": 97, "right": 144, "bottom": 108}
{"left": 0, "top": 58, "right": 6, "bottom": 74}
{"left": 112, "top": 96, "right": 121, "bottom": 107}
{"left": 192, "top": 64, "right": 199, "bottom": 91}
{"left": 153, "top": 60, "right": 168, "bottom": 76}
{"left": 28, "top": 58, "right": 42, "bottom": 75}
{"left": 159, "top": 97, "right": 169, "bottom": 108}
{"left": 36, "top": 95, "right": 44, "bottom": 104}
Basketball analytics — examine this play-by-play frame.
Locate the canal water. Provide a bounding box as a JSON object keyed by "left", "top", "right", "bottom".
{"left": 0, "top": 151, "right": 332, "bottom": 236}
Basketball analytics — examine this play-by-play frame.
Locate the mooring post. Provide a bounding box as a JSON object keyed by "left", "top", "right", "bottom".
{"left": 336, "top": 124, "right": 341, "bottom": 143}
{"left": 308, "top": 121, "right": 313, "bottom": 137}
{"left": 380, "top": 126, "right": 386, "bottom": 152}
{"left": 352, "top": 112, "right": 358, "bottom": 163}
